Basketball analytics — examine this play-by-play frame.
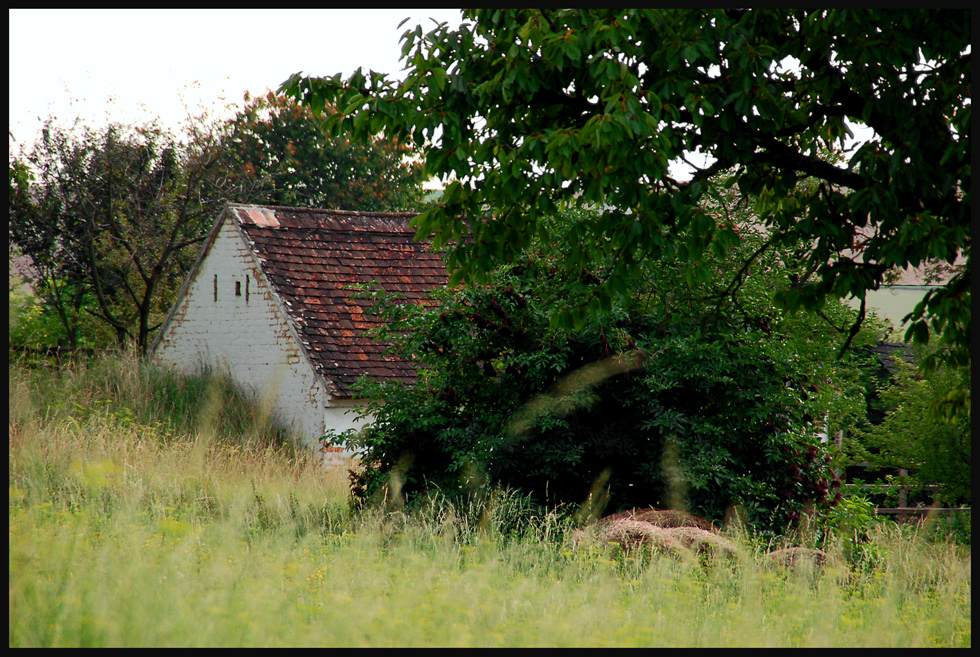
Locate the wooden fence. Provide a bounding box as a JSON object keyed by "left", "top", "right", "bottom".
{"left": 844, "top": 482, "right": 970, "bottom": 523}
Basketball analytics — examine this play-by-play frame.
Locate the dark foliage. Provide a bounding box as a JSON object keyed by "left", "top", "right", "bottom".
{"left": 334, "top": 213, "right": 880, "bottom": 536}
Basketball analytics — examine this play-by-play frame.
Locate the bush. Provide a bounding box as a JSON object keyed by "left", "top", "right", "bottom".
{"left": 336, "top": 211, "right": 883, "bottom": 537}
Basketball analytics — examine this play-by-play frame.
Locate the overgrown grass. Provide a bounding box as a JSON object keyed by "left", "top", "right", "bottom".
{"left": 8, "top": 354, "right": 972, "bottom": 647}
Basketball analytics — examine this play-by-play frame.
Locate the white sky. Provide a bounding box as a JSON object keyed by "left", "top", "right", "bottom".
{"left": 8, "top": 9, "right": 465, "bottom": 150}
{"left": 9, "top": 8, "right": 873, "bottom": 183}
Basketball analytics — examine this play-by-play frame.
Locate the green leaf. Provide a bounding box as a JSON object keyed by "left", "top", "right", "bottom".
{"left": 447, "top": 268, "right": 467, "bottom": 287}
{"left": 907, "top": 320, "right": 929, "bottom": 346}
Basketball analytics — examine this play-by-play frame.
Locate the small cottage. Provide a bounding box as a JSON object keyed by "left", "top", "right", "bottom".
{"left": 151, "top": 203, "right": 447, "bottom": 459}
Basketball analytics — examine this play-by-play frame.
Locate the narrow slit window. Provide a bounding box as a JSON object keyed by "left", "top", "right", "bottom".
{"left": 235, "top": 281, "right": 242, "bottom": 297}
{"left": 245, "top": 275, "right": 250, "bottom": 304}
{"left": 213, "top": 275, "right": 218, "bottom": 302}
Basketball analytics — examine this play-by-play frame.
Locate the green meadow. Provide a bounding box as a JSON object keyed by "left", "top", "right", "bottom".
{"left": 9, "top": 353, "right": 971, "bottom": 647}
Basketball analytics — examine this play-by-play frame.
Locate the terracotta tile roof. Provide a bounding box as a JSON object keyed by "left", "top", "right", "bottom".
{"left": 228, "top": 204, "right": 447, "bottom": 397}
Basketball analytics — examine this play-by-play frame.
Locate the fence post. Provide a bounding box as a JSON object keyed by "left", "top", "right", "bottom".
{"left": 897, "top": 468, "right": 909, "bottom": 521}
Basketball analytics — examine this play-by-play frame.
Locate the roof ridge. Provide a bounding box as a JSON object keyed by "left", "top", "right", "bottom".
{"left": 226, "top": 202, "right": 418, "bottom": 218}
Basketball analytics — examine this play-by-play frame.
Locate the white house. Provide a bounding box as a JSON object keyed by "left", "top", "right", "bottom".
{"left": 151, "top": 203, "right": 446, "bottom": 461}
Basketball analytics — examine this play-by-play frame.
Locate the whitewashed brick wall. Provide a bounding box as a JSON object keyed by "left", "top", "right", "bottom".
{"left": 153, "top": 217, "right": 368, "bottom": 455}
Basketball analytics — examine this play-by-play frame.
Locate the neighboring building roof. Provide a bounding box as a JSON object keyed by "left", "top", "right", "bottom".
{"left": 846, "top": 224, "right": 967, "bottom": 286}
{"left": 867, "top": 341, "right": 916, "bottom": 380}
{"left": 228, "top": 204, "right": 447, "bottom": 396}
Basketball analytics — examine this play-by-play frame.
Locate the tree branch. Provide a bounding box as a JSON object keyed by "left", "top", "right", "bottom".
{"left": 837, "top": 295, "right": 865, "bottom": 360}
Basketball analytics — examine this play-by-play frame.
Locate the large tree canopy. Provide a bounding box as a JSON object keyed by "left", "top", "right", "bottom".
{"left": 281, "top": 9, "right": 970, "bottom": 380}
{"left": 9, "top": 119, "right": 248, "bottom": 354}
{"left": 225, "top": 92, "right": 426, "bottom": 211}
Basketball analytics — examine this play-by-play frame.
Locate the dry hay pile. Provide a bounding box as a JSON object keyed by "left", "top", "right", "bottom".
{"left": 574, "top": 508, "right": 845, "bottom": 575}
{"left": 601, "top": 508, "right": 719, "bottom": 532}
{"left": 573, "top": 507, "right": 736, "bottom": 560}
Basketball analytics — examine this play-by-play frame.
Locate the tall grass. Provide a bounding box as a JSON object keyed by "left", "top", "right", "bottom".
{"left": 8, "top": 353, "right": 972, "bottom": 647}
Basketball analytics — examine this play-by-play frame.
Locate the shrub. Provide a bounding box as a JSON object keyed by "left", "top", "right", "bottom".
{"left": 335, "top": 211, "right": 882, "bottom": 537}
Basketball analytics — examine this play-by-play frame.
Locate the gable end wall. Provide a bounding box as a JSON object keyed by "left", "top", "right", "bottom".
{"left": 153, "top": 218, "right": 366, "bottom": 451}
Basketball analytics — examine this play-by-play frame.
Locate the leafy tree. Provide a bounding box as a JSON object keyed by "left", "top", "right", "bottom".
{"left": 9, "top": 159, "right": 93, "bottom": 351}
{"left": 339, "top": 206, "right": 884, "bottom": 536}
{"left": 848, "top": 357, "right": 971, "bottom": 506}
{"left": 281, "top": 9, "right": 970, "bottom": 386}
{"left": 8, "top": 246, "right": 113, "bottom": 355}
{"left": 9, "top": 117, "right": 254, "bottom": 354}
{"left": 223, "top": 92, "right": 426, "bottom": 211}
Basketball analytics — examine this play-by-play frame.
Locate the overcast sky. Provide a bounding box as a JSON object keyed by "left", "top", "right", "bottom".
{"left": 9, "top": 9, "right": 465, "bottom": 149}
{"left": 10, "top": 9, "right": 874, "bottom": 183}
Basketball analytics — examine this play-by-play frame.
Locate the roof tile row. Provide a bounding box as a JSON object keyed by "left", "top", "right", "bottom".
{"left": 230, "top": 204, "right": 447, "bottom": 396}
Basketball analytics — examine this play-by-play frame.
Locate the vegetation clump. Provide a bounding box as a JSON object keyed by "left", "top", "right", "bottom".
{"left": 338, "top": 207, "right": 885, "bottom": 537}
